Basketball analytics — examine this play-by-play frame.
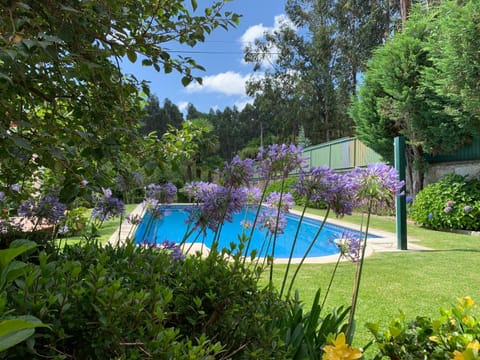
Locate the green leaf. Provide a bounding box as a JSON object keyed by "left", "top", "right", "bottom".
{"left": 127, "top": 49, "right": 137, "bottom": 63}
{"left": 181, "top": 76, "right": 192, "bottom": 87}
{"left": 191, "top": 0, "right": 197, "bottom": 11}
{"left": 0, "top": 241, "right": 37, "bottom": 269}
{"left": 0, "top": 72, "right": 12, "bottom": 83}
{"left": 0, "top": 316, "right": 49, "bottom": 352}
{"left": 11, "top": 137, "right": 32, "bottom": 152}
{"left": 22, "top": 39, "right": 36, "bottom": 50}
{"left": 4, "top": 261, "right": 27, "bottom": 284}
{"left": 3, "top": 50, "right": 17, "bottom": 60}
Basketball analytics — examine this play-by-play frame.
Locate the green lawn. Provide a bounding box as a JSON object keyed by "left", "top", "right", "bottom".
{"left": 270, "top": 207, "right": 480, "bottom": 350}
{"left": 70, "top": 204, "right": 480, "bottom": 352}
{"left": 61, "top": 204, "right": 139, "bottom": 245}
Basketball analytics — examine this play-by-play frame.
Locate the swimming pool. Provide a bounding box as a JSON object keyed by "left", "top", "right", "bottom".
{"left": 134, "top": 205, "right": 377, "bottom": 259}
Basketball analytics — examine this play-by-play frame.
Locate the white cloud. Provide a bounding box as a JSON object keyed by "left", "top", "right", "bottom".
{"left": 239, "top": 14, "right": 296, "bottom": 68}
{"left": 240, "top": 24, "right": 270, "bottom": 47}
{"left": 234, "top": 98, "right": 254, "bottom": 111}
{"left": 177, "top": 101, "right": 189, "bottom": 113}
{"left": 240, "top": 14, "right": 295, "bottom": 48}
{"left": 186, "top": 71, "right": 250, "bottom": 96}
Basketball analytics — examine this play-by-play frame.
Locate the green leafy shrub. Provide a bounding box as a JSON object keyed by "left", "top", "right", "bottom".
{"left": 4, "top": 240, "right": 291, "bottom": 359}
{"left": 368, "top": 296, "right": 480, "bottom": 359}
{"left": 265, "top": 177, "right": 308, "bottom": 207}
{"left": 0, "top": 240, "right": 49, "bottom": 352}
{"left": 61, "top": 207, "right": 89, "bottom": 236}
{"left": 410, "top": 174, "right": 480, "bottom": 230}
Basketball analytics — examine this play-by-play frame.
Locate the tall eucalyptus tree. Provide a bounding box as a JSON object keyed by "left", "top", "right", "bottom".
{"left": 244, "top": 0, "right": 398, "bottom": 144}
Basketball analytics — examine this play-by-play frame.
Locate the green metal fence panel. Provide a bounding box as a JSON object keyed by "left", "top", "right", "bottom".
{"left": 355, "top": 139, "right": 384, "bottom": 166}
{"left": 425, "top": 136, "right": 480, "bottom": 163}
{"left": 303, "top": 137, "right": 382, "bottom": 171}
{"left": 330, "top": 138, "right": 352, "bottom": 169}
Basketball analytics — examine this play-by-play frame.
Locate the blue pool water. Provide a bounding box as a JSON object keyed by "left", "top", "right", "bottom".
{"left": 134, "top": 205, "right": 377, "bottom": 258}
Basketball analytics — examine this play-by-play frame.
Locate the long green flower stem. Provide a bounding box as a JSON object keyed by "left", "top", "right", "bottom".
{"left": 178, "top": 222, "right": 198, "bottom": 247}
{"left": 321, "top": 253, "right": 343, "bottom": 310}
{"left": 346, "top": 200, "right": 372, "bottom": 344}
{"left": 242, "top": 179, "right": 270, "bottom": 266}
{"left": 184, "top": 231, "right": 204, "bottom": 255}
{"left": 269, "top": 178, "right": 286, "bottom": 285}
{"left": 286, "top": 206, "right": 331, "bottom": 299}
{"left": 279, "top": 204, "right": 308, "bottom": 298}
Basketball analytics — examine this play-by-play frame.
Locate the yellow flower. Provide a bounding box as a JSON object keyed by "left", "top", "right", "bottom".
{"left": 452, "top": 341, "right": 480, "bottom": 360}
{"left": 457, "top": 296, "right": 475, "bottom": 311}
{"left": 467, "top": 340, "right": 480, "bottom": 352}
{"left": 429, "top": 335, "right": 440, "bottom": 343}
{"left": 322, "top": 333, "right": 362, "bottom": 360}
{"left": 452, "top": 350, "right": 465, "bottom": 360}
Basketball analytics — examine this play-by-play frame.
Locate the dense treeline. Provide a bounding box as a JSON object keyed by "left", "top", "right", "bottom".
{"left": 142, "top": 0, "right": 404, "bottom": 163}
{"left": 142, "top": 0, "right": 480, "bottom": 199}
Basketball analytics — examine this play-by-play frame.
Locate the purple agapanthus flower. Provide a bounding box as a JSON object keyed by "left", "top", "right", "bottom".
{"left": 18, "top": 193, "right": 67, "bottom": 224}
{"left": 0, "top": 192, "right": 5, "bottom": 202}
{"left": 406, "top": 195, "right": 413, "bottom": 204}
{"left": 257, "top": 208, "right": 287, "bottom": 235}
{"left": 332, "top": 231, "right": 363, "bottom": 263}
{"left": 91, "top": 188, "right": 125, "bottom": 222}
{"left": 144, "top": 183, "right": 177, "bottom": 218}
{"left": 443, "top": 206, "right": 453, "bottom": 214}
{"left": 146, "top": 183, "right": 177, "bottom": 204}
{"left": 184, "top": 182, "right": 247, "bottom": 233}
{"left": 11, "top": 183, "right": 20, "bottom": 193}
{"left": 256, "top": 144, "right": 306, "bottom": 179}
{"left": 126, "top": 213, "right": 142, "bottom": 225}
{"left": 327, "top": 173, "right": 358, "bottom": 217}
{"left": 245, "top": 187, "right": 262, "bottom": 205}
{"left": 103, "top": 188, "right": 112, "bottom": 198}
{"left": 348, "top": 163, "right": 405, "bottom": 209}
{"left": 464, "top": 205, "right": 473, "bottom": 213}
{"left": 294, "top": 166, "right": 336, "bottom": 202}
{"left": 428, "top": 212, "right": 434, "bottom": 219}
{"left": 183, "top": 181, "right": 217, "bottom": 202}
{"left": 138, "top": 239, "right": 185, "bottom": 261}
{"left": 57, "top": 225, "right": 69, "bottom": 236}
{"left": 265, "top": 191, "right": 295, "bottom": 213}
{"left": 294, "top": 167, "right": 356, "bottom": 217}
{"left": 217, "top": 155, "right": 255, "bottom": 188}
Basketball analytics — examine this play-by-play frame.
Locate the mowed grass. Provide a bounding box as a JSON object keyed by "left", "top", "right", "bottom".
{"left": 60, "top": 203, "right": 139, "bottom": 245}
{"left": 268, "top": 207, "right": 480, "bottom": 349}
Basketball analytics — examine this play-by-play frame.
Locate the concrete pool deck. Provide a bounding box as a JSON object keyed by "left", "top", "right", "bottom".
{"left": 108, "top": 203, "right": 430, "bottom": 264}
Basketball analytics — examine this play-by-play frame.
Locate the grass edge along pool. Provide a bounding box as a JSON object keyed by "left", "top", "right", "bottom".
{"left": 134, "top": 205, "right": 379, "bottom": 259}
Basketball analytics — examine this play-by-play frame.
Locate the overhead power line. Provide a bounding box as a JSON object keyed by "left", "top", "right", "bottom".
{"left": 167, "top": 49, "right": 280, "bottom": 55}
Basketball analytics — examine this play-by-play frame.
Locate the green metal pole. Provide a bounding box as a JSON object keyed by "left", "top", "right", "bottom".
{"left": 394, "top": 136, "right": 407, "bottom": 250}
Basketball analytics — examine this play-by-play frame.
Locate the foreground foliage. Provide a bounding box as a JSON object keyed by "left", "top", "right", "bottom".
{"left": 368, "top": 297, "right": 480, "bottom": 359}
{"left": 2, "top": 238, "right": 360, "bottom": 359}
{"left": 0, "top": 0, "right": 239, "bottom": 205}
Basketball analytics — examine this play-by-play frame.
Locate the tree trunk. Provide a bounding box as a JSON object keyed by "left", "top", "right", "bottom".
{"left": 186, "top": 164, "right": 193, "bottom": 182}
{"left": 400, "top": 0, "right": 411, "bottom": 25}
{"left": 385, "top": 0, "right": 390, "bottom": 40}
{"left": 405, "top": 144, "right": 425, "bottom": 196}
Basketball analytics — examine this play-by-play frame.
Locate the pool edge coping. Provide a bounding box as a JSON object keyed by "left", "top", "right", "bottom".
{"left": 108, "top": 203, "right": 430, "bottom": 264}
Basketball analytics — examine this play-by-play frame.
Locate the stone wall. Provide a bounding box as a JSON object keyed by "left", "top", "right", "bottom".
{"left": 425, "top": 160, "right": 480, "bottom": 185}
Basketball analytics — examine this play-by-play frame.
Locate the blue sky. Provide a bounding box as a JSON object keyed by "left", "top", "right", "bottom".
{"left": 121, "top": 1, "right": 288, "bottom": 115}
